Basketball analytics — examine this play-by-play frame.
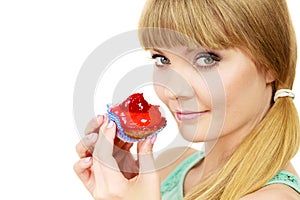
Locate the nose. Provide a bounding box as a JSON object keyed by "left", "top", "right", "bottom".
{"left": 153, "top": 67, "right": 194, "bottom": 100}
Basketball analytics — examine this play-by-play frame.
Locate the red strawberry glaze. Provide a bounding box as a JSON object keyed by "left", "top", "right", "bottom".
{"left": 110, "top": 93, "right": 166, "bottom": 134}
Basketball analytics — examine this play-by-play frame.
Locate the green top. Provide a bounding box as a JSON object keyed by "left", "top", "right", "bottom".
{"left": 160, "top": 152, "right": 300, "bottom": 199}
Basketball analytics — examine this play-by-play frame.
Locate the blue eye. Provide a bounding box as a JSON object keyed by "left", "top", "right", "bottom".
{"left": 152, "top": 54, "right": 171, "bottom": 67}
{"left": 195, "top": 52, "right": 220, "bottom": 68}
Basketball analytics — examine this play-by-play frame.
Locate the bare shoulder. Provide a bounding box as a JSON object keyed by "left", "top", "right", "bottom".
{"left": 241, "top": 164, "right": 300, "bottom": 200}
{"left": 241, "top": 184, "right": 300, "bottom": 200}
{"left": 154, "top": 146, "right": 198, "bottom": 182}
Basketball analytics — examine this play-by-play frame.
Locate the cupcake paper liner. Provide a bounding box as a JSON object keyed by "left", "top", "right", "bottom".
{"left": 106, "top": 104, "right": 166, "bottom": 143}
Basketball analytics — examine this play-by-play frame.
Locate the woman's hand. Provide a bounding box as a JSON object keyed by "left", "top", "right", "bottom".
{"left": 75, "top": 115, "right": 139, "bottom": 179}
{"left": 74, "top": 116, "right": 161, "bottom": 200}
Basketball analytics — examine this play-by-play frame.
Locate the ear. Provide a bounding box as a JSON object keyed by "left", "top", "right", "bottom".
{"left": 265, "top": 69, "right": 275, "bottom": 84}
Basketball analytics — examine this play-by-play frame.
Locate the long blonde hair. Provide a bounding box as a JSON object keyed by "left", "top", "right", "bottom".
{"left": 138, "top": 0, "right": 299, "bottom": 199}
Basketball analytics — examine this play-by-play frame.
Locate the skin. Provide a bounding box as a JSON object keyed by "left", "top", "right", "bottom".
{"left": 151, "top": 47, "right": 275, "bottom": 176}
{"left": 74, "top": 47, "right": 299, "bottom": 199}
{"left": 74, "top": 115, "right": 160, "bottom": 200}
{"left": 151, "top": 46, "right": 299, "bottom": 199}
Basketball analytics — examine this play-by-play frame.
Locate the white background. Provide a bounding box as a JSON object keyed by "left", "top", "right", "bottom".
{"left": 0, "top": 1, "right": 299, "bottom": 199}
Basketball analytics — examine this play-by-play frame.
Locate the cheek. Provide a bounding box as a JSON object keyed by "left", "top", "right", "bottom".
{"left": 220, "top": 63, "right": 267, "bottom": 133}
{"left": 153, "top": 85, "right": 166, "bottom": 102}
{"left": 225, "top": 68, "right": 265, "bottom": 109}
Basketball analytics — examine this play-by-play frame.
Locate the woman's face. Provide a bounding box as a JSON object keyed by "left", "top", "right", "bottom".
{"left": 151, "top": 47, "right": 274, "bottom": 143}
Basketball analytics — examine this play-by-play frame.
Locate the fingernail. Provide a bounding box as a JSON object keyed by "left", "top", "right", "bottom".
{"left": 150, "top": 135, "right": 157, "bottom": 144}
{"left": 86, "top": 133, "right": 97, "bottom": 141}
{"left": 107, "top": 120, "right": 114, "bottom": 128}
{"left": 84, "top": 157, "right": 91, "bottom": 163}
{"left": 96, "top": 115, "right": 102, "bottom": 124}
{"left": 103, "top": 114, "right": 107, "bottom": 122}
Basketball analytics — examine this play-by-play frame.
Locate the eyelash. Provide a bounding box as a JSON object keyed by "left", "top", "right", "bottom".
{"left": 194, "top": 52, "right": 221, "bottom": 69}
{"left": 151, "top": 52, "right": 221, "bottom": 69}
{"left": 151, "top": 54, "right": 171, "bottom": 67}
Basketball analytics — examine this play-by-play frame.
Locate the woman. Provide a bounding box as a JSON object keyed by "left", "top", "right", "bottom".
{"left": 74, "top": 0, "right": 300, "bottom": 199}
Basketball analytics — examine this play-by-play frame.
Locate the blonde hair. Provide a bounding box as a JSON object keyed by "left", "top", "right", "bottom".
{"left": 138, "top": 0, "right": 299, "bottom": 199}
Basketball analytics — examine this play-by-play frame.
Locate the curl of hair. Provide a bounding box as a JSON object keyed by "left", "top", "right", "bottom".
{"left": 138, "top": 0, "right": 299, "bottom": 199}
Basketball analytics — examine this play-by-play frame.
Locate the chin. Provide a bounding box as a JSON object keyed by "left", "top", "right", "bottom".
{"left": 180, "top": 124, "right": 224, "bottom": 143}
{"left": 179, "top": 125, "right": 208, "bottom": 142}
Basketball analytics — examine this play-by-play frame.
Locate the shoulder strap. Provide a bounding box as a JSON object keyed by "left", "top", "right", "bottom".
{"left": 161, "top": 151, "right": 205, "bottom": 199}
{"left": 265, "top": 170, "right": 300, "bottom": 193}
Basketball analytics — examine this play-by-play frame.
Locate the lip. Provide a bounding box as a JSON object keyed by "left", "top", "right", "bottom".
{"left": 175, "top": 111, "right": 208, "bottom": 121}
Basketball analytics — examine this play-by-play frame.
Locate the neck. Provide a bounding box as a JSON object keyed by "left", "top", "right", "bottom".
{"left": 202, "top": 140, "right": 237, "bottom": 175}
{"left": 199, "top": 127, "right": 251, "bottom": 178}
{"left": 201, "top": 109, "right": 270, "bottom": 176}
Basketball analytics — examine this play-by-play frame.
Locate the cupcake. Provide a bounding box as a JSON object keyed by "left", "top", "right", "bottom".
{"left": 107, "top": 93, "right": 167, "bottom": 142}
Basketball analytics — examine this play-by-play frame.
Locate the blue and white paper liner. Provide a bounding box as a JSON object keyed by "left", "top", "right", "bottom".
{"left": 106, "top": 104, "right": 166, "bottom": 143}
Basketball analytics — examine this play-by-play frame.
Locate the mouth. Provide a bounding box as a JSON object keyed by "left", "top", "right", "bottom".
{"left": 175, "top": 110, "right": 209, "bottom": 121}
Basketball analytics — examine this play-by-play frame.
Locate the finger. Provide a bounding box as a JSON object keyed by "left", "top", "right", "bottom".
{"left": 113, "top": 141, "right": 133, "bottom": 157}
{"left": 73, "top": 157, "right": 93, "bottom": 185}
{"left": 84, "top": 115, "right": 105, "bottom": 135}
{"left": 137, "top": 135, "right": 157, "bottom": 174}
{"left": 94, "top": 118, "right": 116, "bottom": 157}
{"left": 137, "top": 137, "right": 159, "bottom": 189}
{"left": 116, "top": 152, "right": 139, "bottom": 179}
{"left": 93, "top": 119, "right": 127, "bottom": 192}
{"left": 122, "top": 142, "right": 134, "bottom": 151}
{"left": 113, "top": 144, "right": 138, "bottom": 171}
{"left": 76, "top": 133, "right": 98, "bottom": 158}
{"left": 112, "top": 141, "right": 138, "bottom": 179}
{"left": 114, "top": 137, "right": 126, "bottom": 149}
{"left": 93, "top": 118, "right": 120, "bottom": 171}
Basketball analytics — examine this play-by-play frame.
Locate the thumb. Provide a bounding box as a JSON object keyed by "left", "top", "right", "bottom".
{"left": 137, "top": 135, "right": 157, "bottom": 174}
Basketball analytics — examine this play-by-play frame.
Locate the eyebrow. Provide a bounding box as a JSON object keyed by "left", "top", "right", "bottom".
{"left": 151, "top": 47, "right": 199, "bottom": 56}
{"left": 151, "top": 48, "right": 165, "bottom": 54}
